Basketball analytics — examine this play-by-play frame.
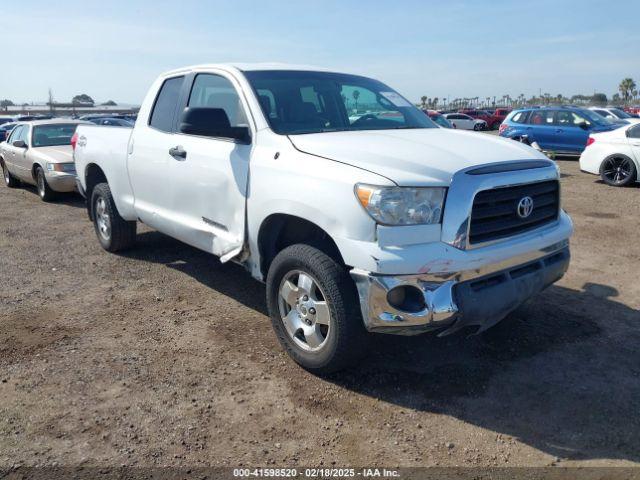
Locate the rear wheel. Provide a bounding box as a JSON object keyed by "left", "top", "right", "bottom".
{"left": 2, "top": 161, "right": 20, "bottom": 188}
{"left": 266, "top": 244, "right": 368, "bottom": 374}
{"left": 35, "top": 166, "right": 56, "bottom": 201}
{"left": 600, "top": 154, "right": 637, "bottom": 187}
{"left": 91, "top": 182, "right": 137, "bottom": 252}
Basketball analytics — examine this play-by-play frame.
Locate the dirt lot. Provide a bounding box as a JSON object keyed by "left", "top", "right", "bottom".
{"left": 1, "top": 158, "right": 639, "bottom": 470}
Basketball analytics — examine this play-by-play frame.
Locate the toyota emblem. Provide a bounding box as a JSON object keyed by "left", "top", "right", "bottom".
{"left": 517, "top": 196, "right": 534, "bottom": 219}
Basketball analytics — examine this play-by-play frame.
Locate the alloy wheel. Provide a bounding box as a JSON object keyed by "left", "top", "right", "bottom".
{"left": 602, "top": 156, "right": 633, "bottom": 185}
{"left": 95, "top": 197, "right": 112, "bottom": 241}
{"left": 277, "top": 270, "right": 331, "bottom": 352}
{"left": 37, "top": 170, "right": 46, "bottom": 197}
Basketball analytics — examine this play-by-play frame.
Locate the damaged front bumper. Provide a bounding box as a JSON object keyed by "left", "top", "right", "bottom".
{"left": 350, "top": 240, "right": 570, "bottom": 335}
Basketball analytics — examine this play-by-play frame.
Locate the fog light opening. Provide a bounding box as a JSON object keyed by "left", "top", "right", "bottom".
{"left": 386, "top": 285, "right": 426, "bottom": 313}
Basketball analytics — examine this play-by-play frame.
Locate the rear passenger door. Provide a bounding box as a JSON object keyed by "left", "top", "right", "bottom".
{"left": 526, "top": 110, "right": 556, "bottom": 150}
{"left": 128, "top": 75, "right": 186, "bottom": 234}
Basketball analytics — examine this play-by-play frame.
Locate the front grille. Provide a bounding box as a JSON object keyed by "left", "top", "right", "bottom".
{"left": 469, "top": 180, "right": 559, "bottom": 245}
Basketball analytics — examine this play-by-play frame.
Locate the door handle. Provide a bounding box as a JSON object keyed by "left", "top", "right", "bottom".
{"left": 169, "top": 145, "right": 187, "bottom": 160}
{"left": 556, "top": 129, "right": 563, "bottom": 133}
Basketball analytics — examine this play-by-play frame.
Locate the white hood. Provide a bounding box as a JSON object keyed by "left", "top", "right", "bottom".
{"left": 288, "top": 128, "right": 547, "bottom": 186}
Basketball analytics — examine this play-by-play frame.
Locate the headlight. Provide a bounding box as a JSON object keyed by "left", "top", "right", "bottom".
{"left": 47, "top": 162, "right": 76, "bottom": 173}
{"left": 355, "top": 184, "right": 446, "bottom": 225}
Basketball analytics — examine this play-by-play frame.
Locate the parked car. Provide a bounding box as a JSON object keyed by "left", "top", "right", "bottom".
{"left": 459, "top": 109, "right": 501, "bottom": 129}
{"left": 0, "top": 122, "right": 18, "bottom": 141}
{"left": 499, "top": 106, "right": 621, "bottom": 155}
{"left": 493, "top": 108, "right": 512, "bottom": 126}
{"left": 579, "top": 122, "right": 640, "bottom": 187}
{"left": 444, "top": 113, "right": 487, "bottom": 130}
{"left": 0, "top": 119, "right": 89, "bottom": 201}
{"left": 73, "top": 64, "right": 572, "bottom": 373}
{"left": 89, "top": 117, "right": 134, "bottom": 127}
{"left": 424, "top": 109, "right": 452, "bottom": 128}
{"left": 589, "top": 106, "right": 640, "bottom": 123}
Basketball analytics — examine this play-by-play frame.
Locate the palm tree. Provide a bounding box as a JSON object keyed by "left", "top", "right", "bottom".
{"left": 618, "top": 78, "right": 636, "bottom": 102}
{"left": 352, "top": 90, "right": 360, "bottom": 111}
{"left": 420, "top": 96, "right": 428, "bottom": 109}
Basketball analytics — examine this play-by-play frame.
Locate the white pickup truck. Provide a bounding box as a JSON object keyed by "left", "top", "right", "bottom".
{"left": 74, "top": 64, "right": 573, "bottom": 373}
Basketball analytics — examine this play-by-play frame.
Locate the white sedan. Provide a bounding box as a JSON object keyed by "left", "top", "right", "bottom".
{"left": 443, "top": 113, "right": 487, "bottom": 131}
{"left": 579, "top": 123, "right": 640, "bottom": 187}
{"left": 589, "top": 106, "right": 640, "bottom": 124}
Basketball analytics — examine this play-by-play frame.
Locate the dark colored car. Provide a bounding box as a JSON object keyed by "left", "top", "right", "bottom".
{"left": 0, "top": 122, "right": 18, "bottom": 141}
{"left": 499, "top": 106, "right": 621, "bottom": 155}
{"left": 423, "top": 109, "right": 452, "bottom": 128}
{"left": 459, "top": 109, "right": 502, "bottom": 130}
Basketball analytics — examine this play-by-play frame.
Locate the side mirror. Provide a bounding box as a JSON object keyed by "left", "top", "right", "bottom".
{"left": 179, "top": 107, "right": 251, "bottom": 143}
{"left": 578, "top": 122, "right": 590, "bottom": 130}
{"left": 13, "top": 140, "right": 27, "bottom": 148}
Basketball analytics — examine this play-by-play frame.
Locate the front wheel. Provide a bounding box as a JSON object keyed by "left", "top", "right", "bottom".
{"left": 600, "top": 155, "right": 637, "bottom": 187}
{"left": 266, "top": 244, "right": 368, "bottom": 374}
{"left": 91, "top": 182, "right": 137, "bottom": 252}
{"left": 35, "top": 166, "right": 57, "bottom": 201}
{"left": 473, "top": 123, "right": 481, "bottom": 131}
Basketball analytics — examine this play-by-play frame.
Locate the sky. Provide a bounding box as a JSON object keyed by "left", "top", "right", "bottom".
{"left": 3, "top": 0, "right": 639, "bottom": 105}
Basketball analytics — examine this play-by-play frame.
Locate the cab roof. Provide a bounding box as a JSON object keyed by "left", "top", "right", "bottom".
{"left": 161, "top": 62, "right": 350, "bottom": 77}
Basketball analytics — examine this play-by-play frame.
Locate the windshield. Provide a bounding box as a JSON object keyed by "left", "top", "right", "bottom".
{"left": 430, "top": 114, "right": 452, "bottom": 128}
{"left": 32, "top": 124, "right": 79, "bottom": 147}
{"left": 580, "top": 109, "right": 614, "bottom": 126}
{"left": 610, "top": 108, "right": 631, "bottom": 119}
{"left": 244, "top": 70, "right": 437, "bottom": 135}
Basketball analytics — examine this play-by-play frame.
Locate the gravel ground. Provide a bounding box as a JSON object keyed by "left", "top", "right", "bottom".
{"left": 0, "top": 158, "right": 639, "bottom": 469}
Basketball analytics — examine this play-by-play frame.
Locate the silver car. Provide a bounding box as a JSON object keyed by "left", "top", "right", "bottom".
{"left": 0, "top": 119, "right": 89, "bottom": 201}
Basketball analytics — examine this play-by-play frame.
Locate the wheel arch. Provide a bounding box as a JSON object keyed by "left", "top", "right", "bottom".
{"left": 257, "top": 213, "right": 345, "bottom": 279}
{"left": 31, "top": 161, "right": 45, "bottom": 180}
{"left": 84, "top": 163, "right": 108, "bottom": 220}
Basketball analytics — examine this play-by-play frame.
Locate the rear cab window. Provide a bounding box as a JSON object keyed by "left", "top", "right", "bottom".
{"left": 149, "top": 76, "right": 185, "bottom": 132}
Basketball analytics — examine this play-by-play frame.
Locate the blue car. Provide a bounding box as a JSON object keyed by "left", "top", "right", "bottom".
{"left": 499, "top": 106, "right": 621, "bottom": 155}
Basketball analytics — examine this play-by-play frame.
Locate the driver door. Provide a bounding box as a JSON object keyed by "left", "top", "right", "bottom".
{"left": 168, "top": 71, "right": 253, "bottom": 261}
{"left": 4, "top": 125, "right": 30, "bottom": 181}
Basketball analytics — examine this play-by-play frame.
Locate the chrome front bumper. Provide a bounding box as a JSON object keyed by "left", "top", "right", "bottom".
{"left": 46, "top": 172, "right": 77, "bottom": 192}
{"left": 350, "top": 240, "right": 570, "bottom": 335}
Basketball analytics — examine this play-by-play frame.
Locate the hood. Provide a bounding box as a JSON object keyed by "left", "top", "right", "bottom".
{"left": 31, "top": 145, "right": 74, "bottom": 163}
{"left": 288, "top": 128, "right": 545, "bottom": 186}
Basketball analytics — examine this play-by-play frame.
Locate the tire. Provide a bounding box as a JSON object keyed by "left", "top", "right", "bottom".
{"left": 266, "top": 244, "right": 368, "bottom": 374}
{"left": 600, "top": 154, "right": 637, "bottom": 187}
{"left": 2, "top": 160, "right": 20, "bottom": 188}
{"left": 35, "top": 166, "right": 56, "bottom": 202}
{"left": 473, "top": 123, "right": 481, "bottom": 131}
{"left": 91, "top": 182, "right": 136, "bottom": 252}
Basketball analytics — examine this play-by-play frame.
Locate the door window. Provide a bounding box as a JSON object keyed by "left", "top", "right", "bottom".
{"left": 7, "top": 125, "right": 23, "bottom": 144}
{"left": 187, "top": 74, "right": 248, "bottom": 127}
{"left": 149, "top": 76, "right": 185, "bottom": 132}
{"left": 528, "top": 110, "right": 554, "bottom": 125}
{"left": 555, "top": 110, "right": 588, "bottom": 127}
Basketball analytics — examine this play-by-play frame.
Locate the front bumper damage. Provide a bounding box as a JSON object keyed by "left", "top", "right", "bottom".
{"left": 350, "top": 240, "right": 570, "bottom": 336}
